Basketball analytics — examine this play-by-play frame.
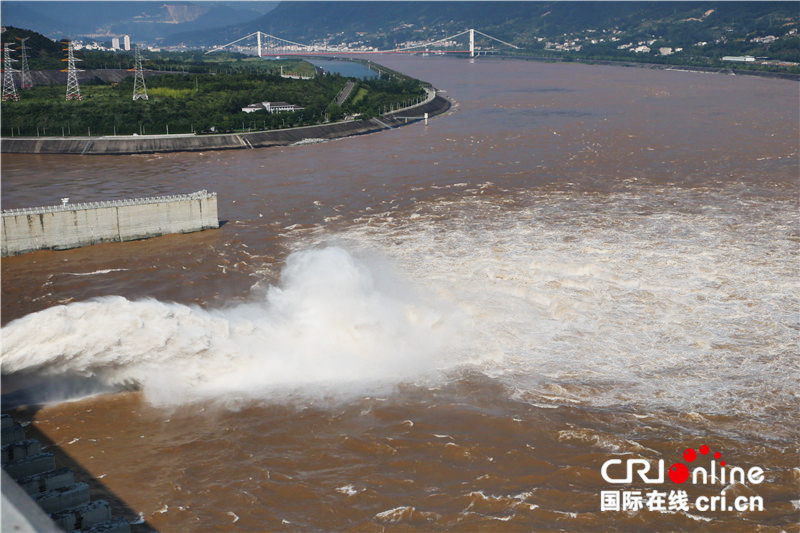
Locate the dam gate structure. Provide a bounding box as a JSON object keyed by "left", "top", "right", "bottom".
{"left": 1, "top": 190, "right": 219, "bottom": 256}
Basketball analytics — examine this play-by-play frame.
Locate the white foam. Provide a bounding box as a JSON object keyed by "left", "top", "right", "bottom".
{"left": 375, "top": 506, "right": 414, "bottom": 522}
{"left": 317, "top": 186, "right": 799, "bottom": 430}
{"left": 62, "top": 269, "right": 129, "bottom": 277}
{"left": 683, "top": 512, "right": 713, "bottom": 522}
{"left": 2, "top": 247, "right": 467, "bottom": 406}
{"left": 3, "top": 186, "right": 797, "bottom": 433}
{"left": 336, "top": 485, "right": 358, "bottom": 496}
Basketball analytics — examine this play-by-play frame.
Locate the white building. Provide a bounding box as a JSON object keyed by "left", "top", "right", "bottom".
{"left": 750, "top": 35, "right": 777, "bottom": 44}
{"left": 242, "top": 101, "right": 305, "bottom": 113}
{"left": 123, "top": 35, "right": 131, "bottom": 51}
{"left": 264, "top": 102, "right": 304, "bottom": 113}
{"left": 722, "top": 56, "right": 756, "bottom": 63}
{"left": 112, "top": 37, "right": 120, "bottom": 50}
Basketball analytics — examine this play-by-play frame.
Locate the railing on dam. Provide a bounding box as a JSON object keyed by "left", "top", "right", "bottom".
{"left": 1, "top": 190, "right": 216, "bottom": 217}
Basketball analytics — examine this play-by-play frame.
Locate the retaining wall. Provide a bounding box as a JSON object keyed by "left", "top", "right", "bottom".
{"left": 1, "top": 190, "right": 219, "bottom": 256}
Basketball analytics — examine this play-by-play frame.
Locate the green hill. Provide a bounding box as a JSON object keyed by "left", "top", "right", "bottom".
{"left": 166, "top": 2, "right": 799, "bottom": 64}
{"left": 1, "top": 27, "right": 66, "bottom": 69}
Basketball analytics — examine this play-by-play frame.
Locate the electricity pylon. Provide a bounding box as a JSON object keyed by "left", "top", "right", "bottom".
{"left": 130, "top": 45, "right": 148, "bottom": 101}
{"left": 1, "top": 43, "right": 20, "bottom": 102}
{"left": 62, "top": 41, "right": 82, "bottom": 101}
{"left": 16, "top": 36, "right": 33, "bottom": 89}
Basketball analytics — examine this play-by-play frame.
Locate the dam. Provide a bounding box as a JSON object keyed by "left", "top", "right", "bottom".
{"left": 1, "top": 190, "right": 219, "bottom": 256}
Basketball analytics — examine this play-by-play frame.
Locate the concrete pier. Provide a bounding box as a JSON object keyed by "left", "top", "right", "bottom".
{"left": 2, "top": 190, "right": 219, "bottom": 256}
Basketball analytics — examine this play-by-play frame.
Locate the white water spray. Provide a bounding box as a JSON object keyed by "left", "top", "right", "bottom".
{"left": 1, "top": 247, "right": 466, "bottom": 405}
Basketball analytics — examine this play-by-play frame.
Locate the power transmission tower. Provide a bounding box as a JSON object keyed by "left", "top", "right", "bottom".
{"left": 130, "top": 45, "right": 148, "bottom": 101}
{"left": 1, "top": 43, "right": 20, "bottom": 102}
{"left": 62, "top": 41, "right": 82, "bottom": 101}
{"left": 16, "top": 36, "right": 33, "bottom": 89}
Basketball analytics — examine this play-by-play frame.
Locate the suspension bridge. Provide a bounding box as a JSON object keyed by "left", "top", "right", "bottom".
{"left": 206, "top": 28, "right": 519, "bottom": 58}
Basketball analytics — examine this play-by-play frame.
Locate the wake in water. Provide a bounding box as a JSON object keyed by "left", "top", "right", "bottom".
{"left": 3, "top": 185, "right": 798, "bottom": 434}
{"left": 311, "top": 185, "right": 799, "bottom": 428}
{"left": 1, "top": 247, "right": 467, "bottom": 406}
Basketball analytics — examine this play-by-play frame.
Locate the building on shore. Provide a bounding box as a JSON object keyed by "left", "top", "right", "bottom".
{"left": 722, "top": 56, "right": 756, "bottom": 62}
{"left": 241, "top": 101, "right": 305, "bottom": 114}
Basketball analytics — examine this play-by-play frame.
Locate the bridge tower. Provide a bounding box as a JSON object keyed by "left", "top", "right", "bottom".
{"left": 469, "top": 28, "right": 475, "bottom": 57}
{"left": 257, "top": 31, "right": 262, "bottom": 57}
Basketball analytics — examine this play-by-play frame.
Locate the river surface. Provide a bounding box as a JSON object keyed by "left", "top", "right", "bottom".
{"left": 2, "top": 57, "right": 798, "bottom": 532}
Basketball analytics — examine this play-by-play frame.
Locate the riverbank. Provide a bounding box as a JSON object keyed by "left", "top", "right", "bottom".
{"left": 491, "top": 53, "right": 800, "bottom": 81}
{"left": 0, "top": 89, "right": 450, "bottom": 156}
{"left": 1, "top": 55, "right": 797, "bottom": 532}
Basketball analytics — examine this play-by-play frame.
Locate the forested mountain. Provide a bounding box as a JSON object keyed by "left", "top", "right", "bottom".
{"left": 1, "top": 1, "right": 278, "bottom": 43}
{"left": 3, "top": 2, "right": 797, "bottom": 64}
{"left": 166, "top": 1, "right": 799, "bottom": 62}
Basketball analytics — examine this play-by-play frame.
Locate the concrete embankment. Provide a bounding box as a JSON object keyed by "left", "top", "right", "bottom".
{"left": 1, "top": 92, "right": 451, "bottom": 156}
{"left": 1, "top": 190, "right": 219, "bottom": 256}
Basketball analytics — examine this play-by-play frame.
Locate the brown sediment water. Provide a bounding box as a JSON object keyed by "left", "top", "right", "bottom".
{"left": 2, "top": 57, "right": 798, "bottom": 531}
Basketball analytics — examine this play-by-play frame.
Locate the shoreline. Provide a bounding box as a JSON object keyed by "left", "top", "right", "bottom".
{"left": 489, "top": 53, "right": 800, "bottom": 81}
{"left": 4, "top": 53, "right": 793, "bottom": 157}
{"left": 0, "top": 89, "right": 451, "bottom": 156}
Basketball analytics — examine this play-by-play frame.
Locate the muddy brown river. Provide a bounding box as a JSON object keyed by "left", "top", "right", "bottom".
{"left": 2, "top": 56, "right": 798, "bottom": 531}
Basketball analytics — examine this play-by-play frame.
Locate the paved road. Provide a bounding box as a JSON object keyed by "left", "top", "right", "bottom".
{"left": 335, "top": 80, "right": 356, "bottom": 105}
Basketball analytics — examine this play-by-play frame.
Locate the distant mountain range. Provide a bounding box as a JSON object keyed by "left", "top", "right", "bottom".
{"left": 2, "top": 2, "right": 797, "bottom": 63}
{"left": 164, "top": 2, "right": 798, "bottom": 49}
{"left": 0, "top": 1, "right": 278, "bottom": 44}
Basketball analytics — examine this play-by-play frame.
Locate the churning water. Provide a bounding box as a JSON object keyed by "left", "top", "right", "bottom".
{"left": 2, "top": 57, "right": 798, "bottom": 531}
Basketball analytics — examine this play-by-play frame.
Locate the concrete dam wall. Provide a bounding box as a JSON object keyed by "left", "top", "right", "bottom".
{"left": 1, "top": 190, "right": 219, "bottom": 256}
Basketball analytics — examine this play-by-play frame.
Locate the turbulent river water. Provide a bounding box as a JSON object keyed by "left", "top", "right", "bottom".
{"left": 2, "top": 57, "right": 798, "bottom": 532}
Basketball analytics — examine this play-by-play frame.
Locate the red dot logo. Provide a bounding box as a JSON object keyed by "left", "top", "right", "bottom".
{"left": 699, "top": 444, "right": 710, "bottom": 455}
{"left": 668, "top": 463, "right": 690, "bottom": 484}
{"left": 683, "top": 448, "right": 697, "bottom": 462}
{"left": 714, "top": 451, "right": 721, "bottom": 459}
